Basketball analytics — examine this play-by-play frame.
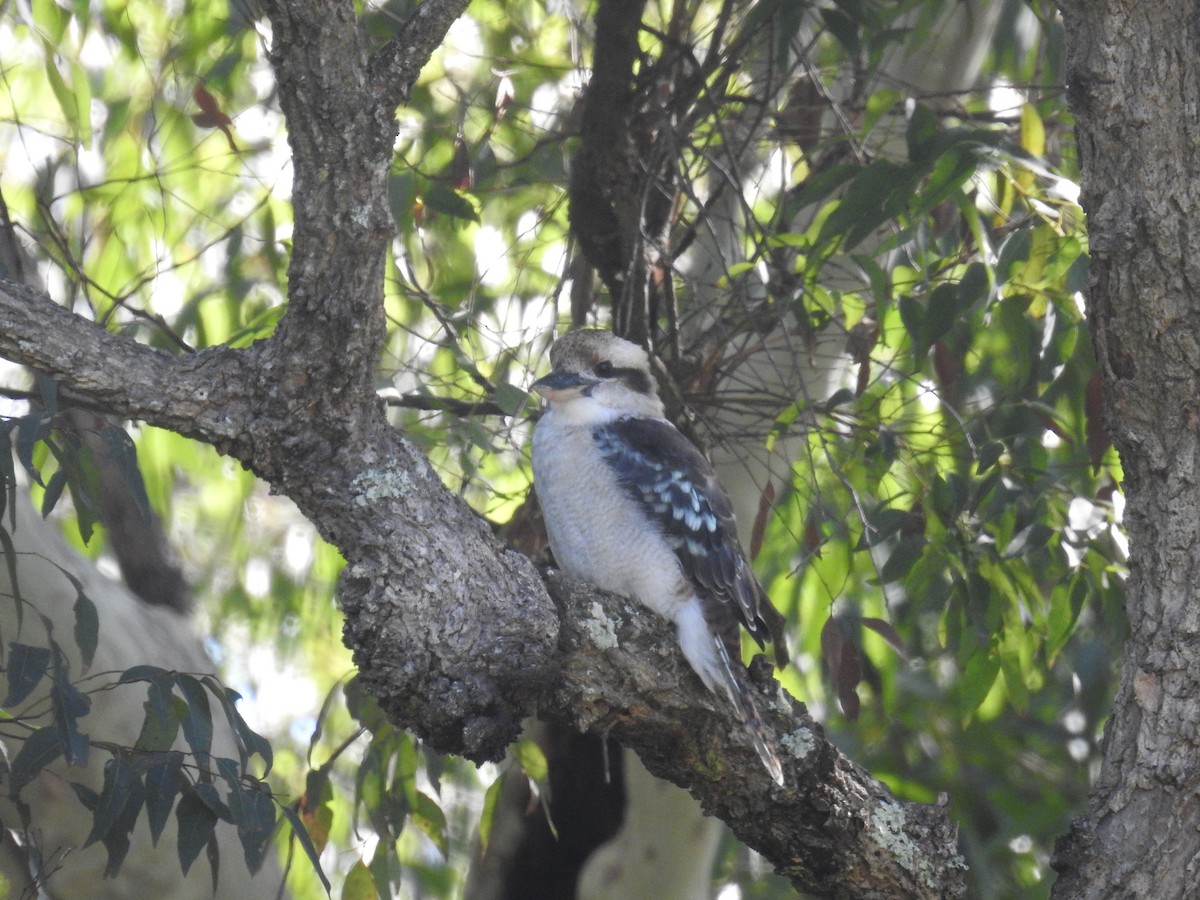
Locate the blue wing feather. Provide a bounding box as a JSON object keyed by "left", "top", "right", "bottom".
{"left": 594, "top": 416, "right": 786, "bottom": 659}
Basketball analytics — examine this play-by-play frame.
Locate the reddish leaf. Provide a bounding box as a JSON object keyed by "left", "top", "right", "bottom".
{"left": 192, "top": 85, "right": 238, "bottom": 153}
{"left": 749, "top": 480, "right": 776, "bottom": 560}
{"left": 804, "top": 517, "right": 823, "bottom": 555}
{"left": 193, "top": 85, "right": 229, "bottom": 124}
{"left": 449, "top": 135, "right": 473, "bottom": 191}
{"left": 855, "top": 358, "right": 870, "bottom": 397}
{"left": 932, "top": 340, "right": 961, "bottom": 391}
{"left": 821, "top": 617, "right": 863, "bottom": 720}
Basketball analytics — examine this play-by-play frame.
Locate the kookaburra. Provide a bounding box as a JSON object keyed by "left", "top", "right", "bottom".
{"left": 530, "top": 329, "right": 788, "bottom": 785}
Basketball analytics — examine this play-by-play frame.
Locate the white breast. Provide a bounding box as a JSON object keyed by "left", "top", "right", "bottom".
{"left": 532, "top": 411, "right": 690, "bottom": 623}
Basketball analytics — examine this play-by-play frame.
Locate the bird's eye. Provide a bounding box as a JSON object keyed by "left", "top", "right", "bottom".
{"left": 594, "top": 361, "right": 616, "bottom": 377}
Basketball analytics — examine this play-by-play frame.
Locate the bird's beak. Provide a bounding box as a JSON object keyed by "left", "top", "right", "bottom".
{"left": 532, "top": 370, "right": 591, "bottom": 402}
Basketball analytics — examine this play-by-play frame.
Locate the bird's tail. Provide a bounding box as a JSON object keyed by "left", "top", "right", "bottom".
{"left": 712, "top": 636, "right": 785, "bottom": 787}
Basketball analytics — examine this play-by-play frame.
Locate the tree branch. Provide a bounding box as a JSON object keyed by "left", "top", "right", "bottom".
{"left": 368, "top": 0, "right": 472, "bottom": 108}
{"left": 546, "top": 574, "right": 966, "bottom": 899}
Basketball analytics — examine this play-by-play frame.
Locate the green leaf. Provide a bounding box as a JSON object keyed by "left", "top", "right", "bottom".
{"left": 411, "top": 790, "right": 448, "bottom": 858}
{"left": 92, "top": 770, "right": 142, "bottom": 878}
{"left": 857, "top": 506, "right": 911, "bottom": 549}
{"left": 960, "top": 648, "right": 1001, "bottom": 715}
{"left": 9, "top": 726, "right": 64, "bottom": 794}
{"left": 0, "top": 524, "right": 22, "bottom": 633}
{"left": 477, "top": 773, "right": 504, "bottom": 857}
{"left": 73, "top": 590, "right": 99, "bottom": 672}
{"left": 202, "top": 676, "right": 273, "bottom": 775}
{"left": 510, "top": 739, "right": 548, "bottom": 783}
{"left": 996, "top": 229, "right": 1032, "bottom": 285}
{"left": 1046, "top": 574, "right": 1089, "bottom": 664}
{"left": 815, "top": 159, "right": 920, "bottom": 252}
{"left": 15, "top": 413, "right": 49, "bottom": 487}
{"left": 50, "top": 665, "right": 90, "bottom": 767}
{"left": 1020, "top": 102, "right": 1046, "bottom": 158}
{"left": 999, "top": 645, "right": 1030, "bottom": 713}
{"left": 958, "top": 261, "right": 991, "bottom": 310}
{"left": 136, "top": 680, "right": 184, "bottom": 752}
{"left": 84, "top": 756, "right": 138, "bottom": 848}
{"left": 0, "top": 425, "right": 15, "bottom": 529}
{"left": 341, "top": 860, "right": 377, "bottom": 900}
{"left": 176, "top": 785, "right": 219, "bottom": 876}
{"left": 423, "top": 183, "right": 480, "bottom": 222}
{"left": 40, "top": 469, "right": 68, "bottom": 517}
{"left": 119, "top": 664, "right": 172, "bottom": 684}
{"left": 31, "top": 0, "right": 71, "bottom": 43}
{"left": 175, "top": 674, "right": 214, "bottom": 767}
{"left": 976, "top": 441, "right": 1005, "bottom": 474}
{"left": 227, "top": 304, "right": 287, "bottom": 349}
{"left": 282, "top": 805, "right": 333, "bottom": 896}
{"left": 922, "top": 283, "right": 960, "bottom": 348}
{"left": 226, "top": 775, "right": 277, "bottom": 874}
{"left": 100, "top": 424, "right": 152, "bottom": 526}
{"left": 144, "top": 752, "right": 185, "bottom": 846}
{"left": 493, "top": 382, "right": 529, "bottom": 417}
{"left": 821, "top": 7, "right": 860, "bottom": 55}
{"left": 880, "top": 536, "right": 926, "bottom": 583}
{"left": 905, "top": 103, "right": 939, "bottom": 161}
{"left": 4, "top": 643, "right": 51, "bottom": 707}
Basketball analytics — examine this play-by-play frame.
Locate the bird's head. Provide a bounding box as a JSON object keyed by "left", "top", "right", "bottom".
{"left": 532, "top": 330, "right": 664, "bottom": 422}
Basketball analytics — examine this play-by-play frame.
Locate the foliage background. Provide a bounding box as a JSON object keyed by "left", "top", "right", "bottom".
{"left": 0, "top": 0, "right": 1125, "bottom": 897}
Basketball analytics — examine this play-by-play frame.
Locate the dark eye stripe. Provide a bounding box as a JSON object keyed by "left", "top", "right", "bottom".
{"left": 614, "top": 367, "right": 653, "bottom": 395}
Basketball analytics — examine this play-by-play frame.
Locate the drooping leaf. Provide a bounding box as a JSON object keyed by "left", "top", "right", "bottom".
{"left": 50, "top": 662, "right": 90, "bottom": 767}
{"left": 136, "top": 679, "right": 185, "bottom": 752}
{"left": 300, "top": 768, "right": 334, "bottom": 854}
{"left": 100, "top": 423, "right": 152, "bottom": 526}
{"left": 72, "top": 590, "right": 99, "bottom": 672}
{"left": 410, "top": 790, "right": 448, "bottom": 858}
{"left": 175, "top": 674, "right": 214, "bottom": 767}
{"left": 960, "top": 647, "right": 1001, "bottom": 716}
{"left": 860, "top": 617, "right": 909, "bottom": 659}
{"left": 202, "top": 676, "right": 273, "bottom": 775}
{"left": 14, "top": 412, "right": 49, "bottom": 487}
{"left": 477, "top": 772, "right": 504, "bottom": 857}
{"left": 282, "top": 805, "right": 333, "bottom": 896}
{"left": 84, "top": 755, "right": 139, "bottom": 849}
{"left": 0, "top": 524, "right": 22, "bottom": 633}
{"left": 423, "top": 183, "right": 480, "bottom": 223}
{"left": 341, "top": 859, "right": 378, "bottom": 900}
{"left": 9, "top": 726, "right": 63, "bottom": 794}
{"left": 880, "top": 535, "right": 927, "bottom": 583}
{"left": 225, "top": 771, "right": 277, "bottom": 874}
{"left": 144, "top": 751, "right": 185, "bottom": 846}
{"left": 176, "top": 785, "right": 219, "bottom": 876}
{"left": 4, "top": 642, "right": 51, "bottom": 707}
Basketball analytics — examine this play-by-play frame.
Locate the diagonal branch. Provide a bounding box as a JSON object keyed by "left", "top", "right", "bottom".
{"left": 548, "top": 574, "right": 967, "bottom": 899}
{"left": 369, "top": 0, "right": 473, "bottom": 108}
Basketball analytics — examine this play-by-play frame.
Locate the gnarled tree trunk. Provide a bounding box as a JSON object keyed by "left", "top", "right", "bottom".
{"left": 1052, "top": 2, "right": 1200, "bottom": 897}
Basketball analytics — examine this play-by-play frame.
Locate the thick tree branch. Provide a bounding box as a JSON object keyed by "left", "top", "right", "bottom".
{"left": 547, "top": 574, "right": 966, "bottom": 899}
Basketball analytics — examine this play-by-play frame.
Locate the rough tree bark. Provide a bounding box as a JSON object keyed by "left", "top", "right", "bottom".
{"left": 1051, "top": 1, "right": 1200, "bottom": 897}
{"left": 0, "top": 0, "right": 966, "bottom": 895}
